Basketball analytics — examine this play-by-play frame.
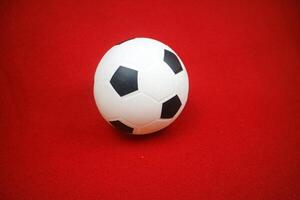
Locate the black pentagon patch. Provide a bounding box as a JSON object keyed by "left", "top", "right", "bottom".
{"left": 110, "top": 66, "right": 138, "bottom": 97}
{"left": 163, "top": 49, "right": 183, "bottom": 74}
{"left": 110, "top": 120, "right": 133, "bottom": 133}
{"left": 161, "top": 95, "right": 182, "bottom": 119}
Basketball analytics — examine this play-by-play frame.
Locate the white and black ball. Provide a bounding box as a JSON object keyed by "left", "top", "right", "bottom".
{"left": 94, "top": 38, "right": 189, "bottom": 135}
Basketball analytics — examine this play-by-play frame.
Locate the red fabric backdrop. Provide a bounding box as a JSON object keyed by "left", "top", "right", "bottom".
{"left": 1, "top": 0, "right": 300, "bottom": 199}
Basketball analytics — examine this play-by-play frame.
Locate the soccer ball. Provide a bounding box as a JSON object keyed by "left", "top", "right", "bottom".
{"left": 94, "top": 38, "right": 189, "bottom": 135}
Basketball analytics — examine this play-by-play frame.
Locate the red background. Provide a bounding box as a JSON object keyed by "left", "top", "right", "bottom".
{"left": 1, "top": 0, "right": 300, "bottom": 199}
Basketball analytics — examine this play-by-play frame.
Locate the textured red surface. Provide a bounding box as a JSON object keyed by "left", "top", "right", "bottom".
{"left": 1, "top": 0, "right": 300, "bottom": 199}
